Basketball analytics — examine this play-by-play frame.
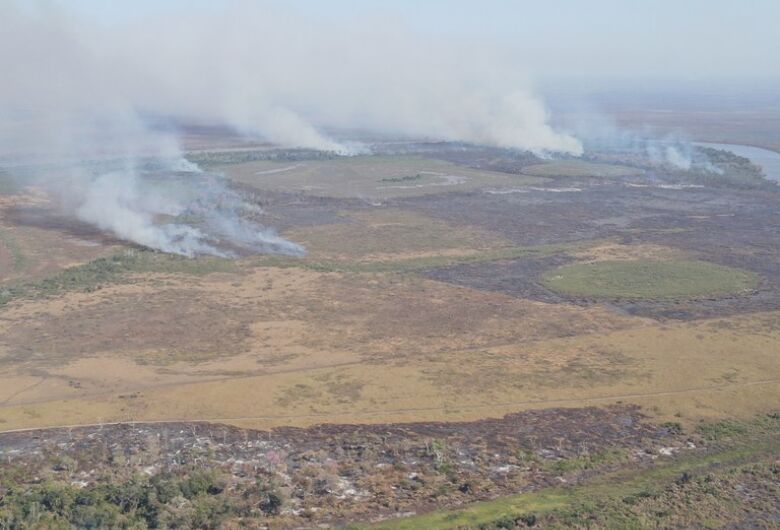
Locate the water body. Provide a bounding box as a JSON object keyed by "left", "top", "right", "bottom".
{"left": 695, "top": 142, "right": 780, "bottom": 182}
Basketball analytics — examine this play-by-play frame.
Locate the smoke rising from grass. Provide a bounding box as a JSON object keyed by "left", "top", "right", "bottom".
{"left": 108, "top": 2, "right": 583, "bottom": 155}
{"left": 0, "top": 1, "right": 582, "bottom": 256}
{"left": 557, "top": 110, "right": 725, "bottom": 173}
{"left": 0, "top": 2, "right": 581, "bottom": 157}
{"left": 70, "top": 162, "right": 305, "bottom": 258}
{"left": 0, "top": 3, "right": 304, "bottom": 257}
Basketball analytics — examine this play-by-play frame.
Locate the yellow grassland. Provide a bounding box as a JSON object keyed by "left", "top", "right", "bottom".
{"left": 0, "top": 263, "right": 778, "bottom": 432}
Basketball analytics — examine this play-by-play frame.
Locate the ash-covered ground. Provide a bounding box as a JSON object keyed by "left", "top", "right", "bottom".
{"left": 0, "top": 406, "right": 692, "bottom": 527}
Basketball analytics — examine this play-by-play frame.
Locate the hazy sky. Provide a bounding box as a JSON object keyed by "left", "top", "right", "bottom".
{"left": 60, "top": 0, "right": 780, "bottom": 83}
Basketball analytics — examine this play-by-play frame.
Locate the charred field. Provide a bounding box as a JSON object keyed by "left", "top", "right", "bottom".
{"left": 0, "top": 142, "right": 779, "bottom": 528}
{"left": 0, "top": 407, "right": 776, "bottom": 528}
{"left": 415, "top": 183, "right": 780, "bottom": 319}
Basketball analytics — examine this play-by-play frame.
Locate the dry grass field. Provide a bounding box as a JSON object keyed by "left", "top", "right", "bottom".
{"left": 283, "top": 208, "right": 512, "bottom": 261}
{"left": 0, "top": 193, "right": 119, "bottom": 284}
{"left": 0, "top": 153, "right": 778, "bottom": 436}
{"left": 0, "top": 245, "right": 777, "bottom": 431}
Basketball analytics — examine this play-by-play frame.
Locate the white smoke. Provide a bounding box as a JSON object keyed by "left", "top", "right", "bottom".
{"left": 646, "top": 139, "right": 722, "bottom": 174}
{"left": 556, "top": 110, "right": 725, "bottom": 172}
{"left": 0, "top": 3, "right": 304, "bottom": 257}
{"left": 76, "top": 170, "right": 213, "bottom": 257}
{"left": 71, "top": 163, "right": 305, "bottom": 258}
{"left": 122, "top": 4, "right": 582, "bottom": 155}
{"left": 646, "top": 142, "right": 693, "bottom": 170}
{"left": 0, "top": 1, "right": 581, "bottom": 256}
{"left": 663, "top": 146, "right": 690, "bottom": 170}
{"left": 0, "top": 1, "right": 579, "bottom": 157}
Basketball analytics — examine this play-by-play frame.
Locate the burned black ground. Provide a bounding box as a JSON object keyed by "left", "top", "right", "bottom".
{"left": 401, "top": 182, "right": 780, "bottom": 320}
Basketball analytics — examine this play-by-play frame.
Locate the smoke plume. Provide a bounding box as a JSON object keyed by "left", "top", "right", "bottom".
{"left": 0, "top": 1, "right": 581, "bottom": 256}
{"left": 554, "top": 109, "right": 724, "bottom": 173}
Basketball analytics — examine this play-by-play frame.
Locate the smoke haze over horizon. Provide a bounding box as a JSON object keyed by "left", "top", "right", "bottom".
{"left": 1, "top": 1, "right": 776, "bottom": 255}
{"left": 0, "top": 1, "right": 585, "bottom": 156}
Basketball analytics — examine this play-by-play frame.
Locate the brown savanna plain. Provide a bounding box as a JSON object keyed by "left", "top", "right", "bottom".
{"left": 0, "top": 154, "right": 778, "bottom": 434}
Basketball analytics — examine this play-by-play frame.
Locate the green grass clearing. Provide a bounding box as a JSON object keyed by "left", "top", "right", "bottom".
{"left": 0, "top": 229, "right": 29, "bottom": 272}
{"left": 521, "top": 160, "right": 643, "bottom": 178}
{"left": 541, "top": 259, "right": 758, "bottom": 300}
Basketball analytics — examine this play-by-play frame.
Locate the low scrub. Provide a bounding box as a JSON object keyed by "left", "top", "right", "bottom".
{"left": 0, "top": 250, "right": 236, "bottom": 308}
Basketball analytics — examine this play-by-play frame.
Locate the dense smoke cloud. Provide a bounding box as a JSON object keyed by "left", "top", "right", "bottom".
{"left": 0, "top": 1, "right": 581, "bottom": 156}
{"left": 114, "top": 2, "right": 582, "bottom": 155}
{"left": 0, "top": 3, "right": 307, "bottom": 257}
{"left": 0, "top": 1, "right": 582, "bottom": 256}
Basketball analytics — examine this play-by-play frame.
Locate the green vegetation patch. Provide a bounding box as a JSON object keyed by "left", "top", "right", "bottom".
{"left": 366, "top": 414, "right": 779, "bottom": 530}
{"left": 521, "top": 160, "right": 643, "bottom": 178}
{"left": 696, "top": 419, "right": 750, "bottom": 441}
{"left": 541, "top": 259, "right": 758, "bottom": 300}
{"left": 0, "top": 469, "right": 283, "bottom": 529}
{"left": 542, "top": 448, "right": 628, "bottom": 475}
{"left": 684, "top": 146, "right": 775, "bottom": 190}
{"left": 379, "top": 173, "right": 424, "bottom": 183}
{"left": 0, "top": 250, "right": 236, "bottom": 308}
{"left": 0, "top": 229, "right": 28, "bottom": 272}
{"left": 186, "top": 148, "right": 340, "bottom": 168}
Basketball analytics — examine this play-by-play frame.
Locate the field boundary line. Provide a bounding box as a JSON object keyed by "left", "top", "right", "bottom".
{"left": 0, "top": 378, "right": 778, "bottom": 435}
